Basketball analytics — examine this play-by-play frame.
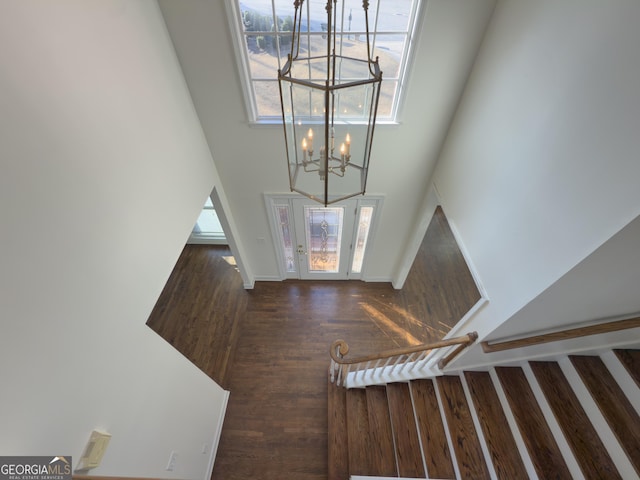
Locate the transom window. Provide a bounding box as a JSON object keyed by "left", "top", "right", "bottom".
{"left": 225, "top": 0, "right": 422, "bottom": 123}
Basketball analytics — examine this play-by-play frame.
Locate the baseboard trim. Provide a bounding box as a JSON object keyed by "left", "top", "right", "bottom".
{"left": 206, "top": 389, "right": 230, "bottom": 480}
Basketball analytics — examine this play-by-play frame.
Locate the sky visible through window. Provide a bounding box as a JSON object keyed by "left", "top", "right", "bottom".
{"left": 233, "top": 0, "right": 420, "bottom": 122}
{"left": 192, "top": 197, "right": 224, "bottom": 237}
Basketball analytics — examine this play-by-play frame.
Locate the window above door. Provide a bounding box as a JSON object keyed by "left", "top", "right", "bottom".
{"left": 224, "top": 0, "right": 424, "bottom": 124}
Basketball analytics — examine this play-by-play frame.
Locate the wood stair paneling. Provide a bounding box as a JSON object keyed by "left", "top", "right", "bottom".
{"left": 328, "top": 349, "right": 640, "bottom": 479}
{"left": 614, "top": 348, "right": 640, "bottom": 388}
{"left": 495, "top": 366, "right": 573, "bottom": 479}
{"left": 411, "top": 379, "right": 456, "bottom": 479}
{"left": 530, "top": 361, "right": 622, "bottom": 479}
{"left": 365, "top": 385, "right": 398, "bottom": 476}
{"left": 464, "top": 371, "right": 528, "bottom": 479}
{"left": 437, "top": 375, "right": 491, "bottom": 479}
{"left": 346, "top": 388, "right": 372, "bottom": 475}
{"left": 571, "top": 354, "right": 640, "bottom": 476}
{"left": 386, "top": 382, "right": 425, "bottom": 478}
{"left": 327, "top": 377, "right": 348, "bottom": 480}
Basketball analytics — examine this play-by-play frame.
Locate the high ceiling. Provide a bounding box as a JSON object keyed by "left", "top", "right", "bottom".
{"left": 159, "top": 0, "right": 638, "bottom": 338}
{"left": 157, "top": 0, "right": 497, "bottom": 281}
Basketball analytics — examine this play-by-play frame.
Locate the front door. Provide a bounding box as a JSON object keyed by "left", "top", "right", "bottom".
{"left": 292, "top": 198, "right": 356, "bottom": 280}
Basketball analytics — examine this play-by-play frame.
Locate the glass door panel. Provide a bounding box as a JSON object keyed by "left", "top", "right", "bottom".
{"left": 305, "top": 206, "right": 343, "bottom": 273}
{"left": 269, "top": 195, "right": 380, "bottom": 280}
{"left": 293, "top": 198, "right": 355, "bottom": 279}
{"left": 351, "top": 206, "right": 374, "bottom": 274}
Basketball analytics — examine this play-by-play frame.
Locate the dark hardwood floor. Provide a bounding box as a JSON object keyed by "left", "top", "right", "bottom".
{"left": 146, "top": 206, "right": 480, "bottom": 479}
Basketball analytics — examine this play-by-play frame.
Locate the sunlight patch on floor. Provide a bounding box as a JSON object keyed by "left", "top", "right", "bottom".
{"left": 359, "top": 303, "right": 423, "bottom": 347}
{"left": 367, "top": 297, "right": 426, "bottom": 330}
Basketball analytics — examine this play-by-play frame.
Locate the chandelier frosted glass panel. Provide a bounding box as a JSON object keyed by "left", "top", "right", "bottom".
{"left": 278, "top": 0, "right": 382, "bottom": 206}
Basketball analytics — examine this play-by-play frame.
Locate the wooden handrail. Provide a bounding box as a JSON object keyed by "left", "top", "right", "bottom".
{"left": 481, "top": 316, "right": 640, "bottom": 353}
{"left": 329, "top": 332, "right": 477, "bottom": 387}
{"left": 438, "top": 337, "right": 477, "bottom": 369}
{"left": 330, "top": 332, "right": 478, "bottom": 365}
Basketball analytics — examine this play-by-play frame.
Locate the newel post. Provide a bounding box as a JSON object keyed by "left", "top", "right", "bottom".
{"left": 329, "top": 339, "right": 349, "bottom": 385}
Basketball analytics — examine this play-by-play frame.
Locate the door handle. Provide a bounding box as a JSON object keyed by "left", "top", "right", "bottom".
{"left": 297, "top": 244, "right": 307, "bottom": 255}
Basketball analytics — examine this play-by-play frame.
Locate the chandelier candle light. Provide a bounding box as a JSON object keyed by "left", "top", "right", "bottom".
{"left": 278, "top": 0, "right": 382, "bottom": 206}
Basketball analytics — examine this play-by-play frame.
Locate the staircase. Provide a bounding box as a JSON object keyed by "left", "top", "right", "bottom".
{"left": 328, "top": 349, "right": 640, "bottom": 479}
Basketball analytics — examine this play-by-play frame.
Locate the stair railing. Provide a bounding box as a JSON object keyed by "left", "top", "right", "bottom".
{"left": 481, "top": 316, "right": 640, "bottom": 353}
{"left": 329, "top": 332, "right": 478, "bottom": 387}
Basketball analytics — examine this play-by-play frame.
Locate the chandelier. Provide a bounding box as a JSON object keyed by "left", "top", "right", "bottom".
{"left": 278, "top": 0, "right": 382, "bottom": 206}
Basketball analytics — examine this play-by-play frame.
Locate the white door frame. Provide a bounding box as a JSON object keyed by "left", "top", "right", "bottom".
{"left": 265, "top": 194, "right": 383, "bottom": 281}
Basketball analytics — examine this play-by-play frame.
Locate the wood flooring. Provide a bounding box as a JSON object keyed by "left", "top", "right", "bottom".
{"left": 146, "top": 207, "right": 480, "bottom": 479}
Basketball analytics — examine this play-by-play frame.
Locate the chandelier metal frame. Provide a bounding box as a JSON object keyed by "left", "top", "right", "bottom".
{"left": 278, "top": 0, "right": 382, "bottom": 206}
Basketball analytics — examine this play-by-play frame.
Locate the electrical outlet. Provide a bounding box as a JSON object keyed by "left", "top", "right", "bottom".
{"left": 166, "top": 451, "right": 178, "bottom": 471}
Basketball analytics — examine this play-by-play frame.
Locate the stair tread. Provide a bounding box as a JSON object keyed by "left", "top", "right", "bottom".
{"left": 328, "top": 378, "right": 349, "bottom": 480}
{"left": 464, "top": 371, "right": 528, "bottom": 479}
{"left": 571, "top": 355, "right": 640, "bottom": 476}
{"left": 614, "top": 349, "right": 640, "bottom": 389}
{"left": 436, "top": 375, "right": 491, "bottom": 479}
{"left": 530, "top": 361, "right": 622, "bottom": 479}
{"left": 495, "top": 366, "right": 572, "bottom": 479}
{"left": 410, "top": 379, "right": 456, "bottom": 479}
{"left": 366, "top": 385, "right": 398, "bottom": 476}
{"left": 346, "top": 388, "right": 372, "bottom": 475}
{"left": 386, "top": 382, "right": 425, "bottom": 478}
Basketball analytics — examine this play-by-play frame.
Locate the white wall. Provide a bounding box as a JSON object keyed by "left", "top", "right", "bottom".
{"left": 433, "top": 0, "right": 640, "bottom": 356}
{"left": 0, "top": 1, "right": 228, "bottom": 477}
{"left": 443, "top": 216, "right": 640, "bottom": 370}
{"left": 492, "top": 214, "right": 640, "bottom": 340}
